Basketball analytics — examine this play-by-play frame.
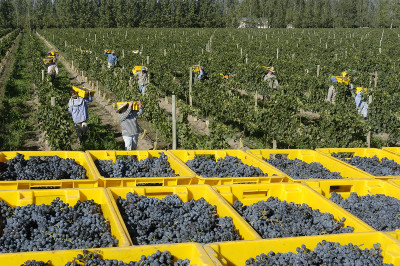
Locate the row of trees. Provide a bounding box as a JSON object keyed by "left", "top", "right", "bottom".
{"left": 1, "top": 0, "right": 400, "bottom": 28}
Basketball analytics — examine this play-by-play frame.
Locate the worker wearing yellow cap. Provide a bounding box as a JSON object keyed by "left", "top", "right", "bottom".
{"left": 355, "top": 87, "right": 369, "bottom": 119}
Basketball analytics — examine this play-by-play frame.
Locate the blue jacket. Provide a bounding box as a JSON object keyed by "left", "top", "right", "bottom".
{"left": 68, "top": 95, "right": 93, "bottom": 123}
{"left": 104, "top": 52, "right": 117, "bottom": 65}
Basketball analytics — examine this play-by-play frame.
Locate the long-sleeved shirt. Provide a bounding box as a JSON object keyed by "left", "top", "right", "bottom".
{"left": 355, "top": 91, "right": 368, "bottom": 118}
{"left": 134, "top": 71, "right": 148, "bottom": 86}
{"left": 264, "top": 73, "right": 279, "bottom": 89}
{"left": 119, "top": 107, "right": 144, "bottom": 136}
{"left": 68, "top": 95, "right": 93, "bottom": 124}
{"left": 104, "top": 52, "right": 117, "bottom": 65}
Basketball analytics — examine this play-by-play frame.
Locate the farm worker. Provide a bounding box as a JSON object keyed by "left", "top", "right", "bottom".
{"left": 134, "top": 66, "right": 148, "bottom": 96}
{"left": 46, "top": 57, "right": 58, "bottom": 82}
{"left": 326, "top": 71, "right": 354, "bottom": 104}
{"left": 68, "top": 90, "right": 93, "bottom": 145}
{"left": 104, "top": 50, "right": 117, "bottom": 68}
{"left": 263, "top": 67, "right": 279, "bottom": 89}
{"left": 197, "top": 66, "right": 207, "bottom": 81}
{"left": 355, "top": 87, "right": 369, "bottom": 119}
{"left": 117, "top": 101, "right": 143, "bottom": 150}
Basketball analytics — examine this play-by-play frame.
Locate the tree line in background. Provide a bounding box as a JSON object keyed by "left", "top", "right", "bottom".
{"left": 0, "top": 0, "right": 399, "bottom": 29}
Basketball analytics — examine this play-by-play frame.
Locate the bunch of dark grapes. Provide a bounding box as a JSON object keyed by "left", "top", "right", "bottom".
{"left": 117, "top": 193, "right": 240, "bottom": 245}
{"left": 330, "top": 192, "right": 400, "bottom": 231}
{"left": 0, "top": 153, "right": 86, "bottom": 181}
{"left": 186, "top": 155, "right": 266, "bottom": 177}
{"left": 65, "top": 249, "right": 190, "bottom": 266}
{"left": 233, "top": 197, "right": 353, "bottom": 239}
{"left": 0, "top": 198, "right": 118, "bottom": 253}
{"left": 265, "top": 156, "right": 343, "bottom": 179}
{"left": 95, "top": 152, "right": 176, "bottom": 178}
{"left": 245, "top": 241, "right": 391, "bottom": 265}
{"left": 21, "top": 261, "right": 50, "bottom": 266}
{"left": 332, "top": 153, "right": 400, "bottom": 176}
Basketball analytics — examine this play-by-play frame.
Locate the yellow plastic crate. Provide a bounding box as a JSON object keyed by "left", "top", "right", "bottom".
{"left": 383, "top": 147, "right": 400, "bottom": 157}
{"left": 86, "top": 150, "right": 195, "bottom": 187}
{"left": 117, "top": 101, "right": 142, "bottom": 111}
{"left": 331, "top": 75, "right": 351, "bottom": 85}
{"left": 0, "top": 151, "right": 98, "bottom": 189}
{"left": 168, "top": 150, "right": 287, "bottom": 185}
{"left": 214, "top": 183, "right": 373, "bottom": 236}
{"left": 72, "top": 85, "right": 95, "bottom": 99}
{"left": 132, "top": 65, "right": 144, "bottom": 74}
{"left": 387, "top": 231, "right": 400, "bottom": 241}
{"left": 387, "top": 179, "right": 400, "bottom": 190}
{"left": 356, "top": 87, "right": 369, "bottom": 95}
{"left": 316, "top": 147, "right": 400, "bottom": 179}
{"left": 304, "top": 179, "right": 400, "bottom": 231}
{"left": 192, "top": 65, "right": 201, "bottom": 72}
{"left": 42, "top": 55, "right": 55, "bottom": 64}
{"left": 204, "top": 232, "right": 400, "bottom": 265}
{"left": 0, "top": 243, "right": 213, "bottom": 265}
{"left": 48, "top": 50, "right": 59, "bottom": 56}
{"left": 104, "top": 49, "right": 114, "bottom": 54}
{"left": 0, "top": 188, "right": 130, "bottom": 250}
{"left": 107, "top": 185, "right": 261, "bottom": 245}
{"left": 304, "top": 179, "right": 400, "bottom": 200}
{"left": 248, "top": 149, "right": 372, "bottom": 181}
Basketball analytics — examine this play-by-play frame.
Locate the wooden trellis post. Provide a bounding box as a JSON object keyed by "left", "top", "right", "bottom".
{"left": 172, "top": 95, "right": 177, "bottom": 150}
{"left": 189, "top": 67, "right": 193, "bottom": 106}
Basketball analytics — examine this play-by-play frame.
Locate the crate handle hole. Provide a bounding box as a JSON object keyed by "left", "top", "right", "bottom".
{"left": 332, "top": 152, "right": 355, "bottom": 159}
{"left": 144, "top": 192, "right": 174, "bottom": 197}
{"left": 30, "top": 186, "right": 61, "bottom": 190}
{"left": 330, "top": 185, "right": 352, "bottom": 193}
{"left": 243, "top": 190, "right": 269, "bottom": 198}
{"left": 136, "top": 183, "right": 163, "bottom": 187}
{"left": 270, "top": 154, "right": 288, "bottom": 159}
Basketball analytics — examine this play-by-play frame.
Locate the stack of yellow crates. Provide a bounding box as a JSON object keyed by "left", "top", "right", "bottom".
{"left": 1, "top": 147, "right": 400, "bottom": 265}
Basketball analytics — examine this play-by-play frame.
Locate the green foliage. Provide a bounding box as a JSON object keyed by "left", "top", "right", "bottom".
{"left": 0, "top": 31, "right": 34, "bottom": 150}
{"left": 5, "top": 0, "right": 400, "bottom": 29}
{"left": 39, "top": 28, "right": 400, "bottom": 149}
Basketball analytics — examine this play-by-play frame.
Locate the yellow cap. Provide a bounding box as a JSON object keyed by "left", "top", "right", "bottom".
{"left": 341, "top": 71, "right": 349, "bottom": 77}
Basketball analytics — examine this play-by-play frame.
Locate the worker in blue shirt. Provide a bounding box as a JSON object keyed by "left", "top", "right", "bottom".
{"left": 104, "top": 50, "right": 117, "bottom": 68}
{"left": 68, "top": 90, "right": 93, "bottom": 144}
